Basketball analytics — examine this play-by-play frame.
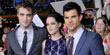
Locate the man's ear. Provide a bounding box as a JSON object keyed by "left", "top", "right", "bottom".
{"left": 17, "top": 13, "right": 19, "bottom": 17}
{"left": 79, "top": 14, "right": 83, "bottom": 21}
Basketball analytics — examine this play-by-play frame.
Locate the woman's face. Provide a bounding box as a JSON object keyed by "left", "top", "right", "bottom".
{"left": 95, "top": 19, "right": 106, "bottom": 33}
{"left": 3, "top": 27, "right": 9, "bottom": 33}
{"left": 46, "top": 17, "right": 60, "bottom": 35}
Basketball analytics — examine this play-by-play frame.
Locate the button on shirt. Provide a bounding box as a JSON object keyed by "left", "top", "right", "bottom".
{"left": 16, "top": 25, "right": 34, "bottom": 55}
{"left": 70, "top": 27, "right": 84, "bottom": 55}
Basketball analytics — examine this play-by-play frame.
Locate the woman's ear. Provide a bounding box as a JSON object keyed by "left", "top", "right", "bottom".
{"left": 58, "top": 23, "right": 61, "bottom": 27}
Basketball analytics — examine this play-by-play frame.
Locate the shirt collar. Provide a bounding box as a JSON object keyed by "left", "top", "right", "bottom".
{"left": 71, "top": 27, "right": 84, "bottom": 39}
{"left": 18, "top": 25, "right": 33, "bottom": 34}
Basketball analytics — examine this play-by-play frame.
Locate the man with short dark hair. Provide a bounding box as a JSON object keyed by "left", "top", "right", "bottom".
{"left": 63, "top": 2, "right": 105, "bottom": 55}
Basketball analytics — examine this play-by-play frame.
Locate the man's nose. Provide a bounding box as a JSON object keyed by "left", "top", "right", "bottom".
{"left": 24, "top": 16, "right": 28, "bottom": 20}
{"left": 68, "top": 18, "right": 72, "bottom": 23}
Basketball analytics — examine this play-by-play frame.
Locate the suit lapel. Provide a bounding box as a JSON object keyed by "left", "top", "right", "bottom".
{"left": 28, "top": 26, "right": 39, "bottom": 54}
{"left": 12, "top": 26, "right": 25, "bottom": 55}
{"left": 74, "top": 30, "right": 87, "bottom": 55}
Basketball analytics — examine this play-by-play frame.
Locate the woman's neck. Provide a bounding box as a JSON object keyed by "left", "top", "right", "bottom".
{"left": 99, "top": 32, "right": 103, "bottom": 36}
{"left": 98, "top": 31, "right": 105, "bottom": 36}
{"left": 51, "top": 32, "right": 62, "bottom": 41}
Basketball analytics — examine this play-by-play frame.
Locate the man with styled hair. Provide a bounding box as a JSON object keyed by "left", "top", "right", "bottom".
{"left": 63, "top": 2, "right": 105, "bottom": 55}
{"left": 7, "top": 1, "right": 48, "bottom": 55}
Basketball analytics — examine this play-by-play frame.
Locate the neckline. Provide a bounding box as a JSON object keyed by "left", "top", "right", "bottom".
{"left": 50, "top": 36, "right": 64, "bottom": 42}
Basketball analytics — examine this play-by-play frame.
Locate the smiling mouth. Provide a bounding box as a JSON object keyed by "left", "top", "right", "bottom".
{"left": 69, "top": 24, "right": 74, "bottom": 26}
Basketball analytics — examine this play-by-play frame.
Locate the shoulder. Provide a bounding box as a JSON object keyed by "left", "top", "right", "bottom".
{"left": 83, "top": 30, "right": 101, "bottom": 40}
{"left": 7, "top": 30, "right": 15, "bottom": 37}
{"left": 6, "top": 30, "right": 15, "bottom": 42}
{"left": 33, "top": 26, "right": 48, "bottom": 36}
{"left": 42, "top": 40, "right": 47, "bottom": 49}
{"left": 7, "top": 25, "right": 20, "bottom": 36}
{"left": 7, "top": 30, "right": 15, "bottom": 34}
{"left": 33, "top": 25, "right": 47, "bottom": 31}
{"left": 33, "top": 26, "right": 48, "bottom": 39}
{"left": 86, "top": 30, "right": 103, "bottom": 43}
{"left": 42, "top": 40, "right": 46, "bottom": 45}
{"left": 84, "top": 30, "right": 100, "bottom": 37}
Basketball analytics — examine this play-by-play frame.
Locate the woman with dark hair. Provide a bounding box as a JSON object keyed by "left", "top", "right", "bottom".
{"left": 42, "top": 12, "right": 67, "bottom": 55}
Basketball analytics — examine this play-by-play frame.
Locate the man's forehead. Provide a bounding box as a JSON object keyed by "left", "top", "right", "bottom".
{"left": 19, "top": 7, "right": 32, "bottom": 11}
{"left": 18, "top": 7, "right": 32, "bottom": 14}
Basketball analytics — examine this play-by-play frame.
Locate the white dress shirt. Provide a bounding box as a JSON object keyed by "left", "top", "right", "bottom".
{"left": 70, "top": 27, "right": 84, "bottom": 55}
{"left": 16, "top": 25, "right": 34, "bottom": 55}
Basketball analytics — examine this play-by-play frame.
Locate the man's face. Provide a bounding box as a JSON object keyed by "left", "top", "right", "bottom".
{"left": 0, "top": 20, "right": 2, "bottom": 24}
{"left": 17, "top": 7, "right": 33, "bottom": 29}
{"left": 64, "top": 9, "right": 82, "bottom": 32}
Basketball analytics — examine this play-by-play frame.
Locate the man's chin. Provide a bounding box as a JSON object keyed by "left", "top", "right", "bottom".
{"left": 23, "top": 25, "right": 30, "bottom": 28}
{"left": 68, "top": 28, "right": 75, "bottom": 31}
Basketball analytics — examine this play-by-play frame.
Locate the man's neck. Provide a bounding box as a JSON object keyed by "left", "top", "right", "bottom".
{"left": 20, "top": 25, "right": 32, "bottom": 31}
{"left": 71, "top": 25, "right": 81, "bottom": 35}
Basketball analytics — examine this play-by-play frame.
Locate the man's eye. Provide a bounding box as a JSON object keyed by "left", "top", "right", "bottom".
{"left": 27, "top": 14, "right": 32, "bottom": 17}
{"left": 64, "top": 17, "right": 69, "bottom": 19}
{"left": 20, "top": 14, "right": 24, "bottom": 16}
{"left": 46, "top": 23, "right": 49, "bottom": 26}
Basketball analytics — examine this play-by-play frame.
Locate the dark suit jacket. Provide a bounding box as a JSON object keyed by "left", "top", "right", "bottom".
{"left": 6, "top": 25, "right": 48, "bottom": 55}
{"left": 68, "top": 30, "right": 105, "bottom": 55}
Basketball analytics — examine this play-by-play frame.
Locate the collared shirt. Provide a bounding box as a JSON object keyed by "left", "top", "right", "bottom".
{"left": 16, "top": 25, "right": 34, "bottom": 55}
{"left": 70, "top": 27, "right": 84, "bottom": 55}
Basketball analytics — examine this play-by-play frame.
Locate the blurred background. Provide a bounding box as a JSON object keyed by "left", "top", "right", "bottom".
{"left": 0, "top": 0, "right": 108, "bottom": 28}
